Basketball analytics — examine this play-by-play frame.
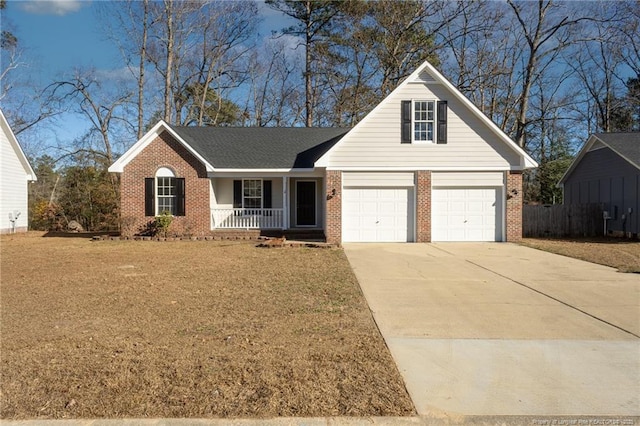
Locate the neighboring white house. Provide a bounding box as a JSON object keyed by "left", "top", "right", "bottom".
{"left": 0, "top": 109, "right": 37, "bottom": 233}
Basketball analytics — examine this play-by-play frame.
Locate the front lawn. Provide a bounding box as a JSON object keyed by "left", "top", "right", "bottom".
{"left": 520, "top": 237, "right": 640, "bottom": 273}
{"left": 0, "top": 233, "right": 414, "bottom": 419}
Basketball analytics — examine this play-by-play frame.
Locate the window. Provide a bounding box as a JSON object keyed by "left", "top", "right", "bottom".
{"left": 401, "top": 100, "right": 447, "bottom": 144}
{"left": 233, "top": 179, "right": 272, "bottom": 212}
{"left": 243, "top": 179, "right": 262, "bottom": 209}
{"left": 144, "top": 168, "right": 185, "bottom": 217}
{"left": 157, "top": 176, "right": 176, "bottom": 214}
{"left": 414, "top": 100, "right": 435, "bottom": 142}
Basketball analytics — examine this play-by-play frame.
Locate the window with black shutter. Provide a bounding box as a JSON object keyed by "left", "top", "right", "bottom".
{"left": 400, "top": 99, "right": 448, "bottom": 144}
{"left": 147, "top": 168, "right": 185, "bottom": 216}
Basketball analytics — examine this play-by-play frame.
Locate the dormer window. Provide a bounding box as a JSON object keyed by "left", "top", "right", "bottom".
{"left": 401, "top": 100, "right": 447, "bottom": 144}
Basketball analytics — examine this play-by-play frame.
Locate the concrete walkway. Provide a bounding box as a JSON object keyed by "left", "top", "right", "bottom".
{"left": 344, "top": 243, "right": 640, "bottom": 417}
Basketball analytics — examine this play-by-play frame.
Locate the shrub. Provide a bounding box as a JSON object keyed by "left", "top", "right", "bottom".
{"left": 153, "top": 211, "right": 173, "bottom": 238}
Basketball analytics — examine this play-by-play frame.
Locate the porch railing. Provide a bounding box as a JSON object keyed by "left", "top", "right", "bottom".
{"left": 211, "top": 208, "right": 284, "bottom": 229}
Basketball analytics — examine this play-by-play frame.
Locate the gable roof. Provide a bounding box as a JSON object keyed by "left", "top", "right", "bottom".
{"left": 0, "top": 109, "right": 37, "bottom": 181}
{"left": 558, "top": 132, "right": 640, "bottom": 185}
{"left": 109, "top": 121, "right": 349, "bottom": 173}
{"left": 171, "top": 125, "right": 349, "bottom": 170}
{"left": 591, "top": 132, "right": 640, "bottom": 169}
{"left": 316, "top": 60, "right": 538, "bottom": 169}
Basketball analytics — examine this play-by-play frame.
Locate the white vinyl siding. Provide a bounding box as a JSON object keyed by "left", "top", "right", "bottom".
{"left": 0, "top": 125, "right": 30, "bottom": 233}
{"left": 343, "top": 172, "right": 415, "bottom": 187}
{"left": 326, "top": 83, "right": 520, "bottom": 169}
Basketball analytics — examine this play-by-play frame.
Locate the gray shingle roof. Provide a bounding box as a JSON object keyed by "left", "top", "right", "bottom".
{"left": 168, "top": 126, "right": 350, "bottom": 169}
{"left": 593, "top": 132, "right": 640, "bottom": 169}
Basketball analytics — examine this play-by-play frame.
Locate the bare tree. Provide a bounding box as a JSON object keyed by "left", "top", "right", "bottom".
{"left": 46, "top": 69, "right": 133, "bottom": 166}
{"left": 506, "top": 0, "right": 597, "bottom": 148}
{"left": 615, "top": 1, "right": 640, "bottom": 80}
{"left": 243, "top": 40, "right": 303, "bottom": 127}
{"left": 266, "top": 0, "right": 343, "bottom": 127}
{"left": 182, "top": 1, "right": 258, "bottom": 126}
{"left": 440, "top": 1, "right": 524, "bottom": 134}
{"left": 566, "top": 3, "right": 625, "bottom": 133}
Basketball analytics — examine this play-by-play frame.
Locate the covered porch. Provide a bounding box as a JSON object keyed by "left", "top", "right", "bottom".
{"left": 209, "top": 175, "right": 324, "bottom": 230}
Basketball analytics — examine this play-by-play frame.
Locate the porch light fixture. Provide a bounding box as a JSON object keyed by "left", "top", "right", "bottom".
{"left": 327, "top": 188, "right": 336, "bottom": 200}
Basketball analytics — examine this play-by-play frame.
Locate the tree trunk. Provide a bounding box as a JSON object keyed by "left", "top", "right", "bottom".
{"left": 137, "top": 0, "right": 148, "bottom": 139}
{"left": 305, "top": 0, "right": 313, "bottom": 127}
{"left": 163, "top": 0, "right": 174, "bottom": 123}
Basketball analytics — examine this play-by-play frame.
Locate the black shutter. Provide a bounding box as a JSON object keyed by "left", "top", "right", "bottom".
{"left": 437, "top": 101, "right": 447, "bottom": 144}
{"left": 233, "top": 180, "right": 242, "bottom": 208}
{"left": 175, "top": 178, "right": 185, "bottom": 216}
{"left": 145, "top": 178, "right": 155, "bottom": 216}
{"left": 263, "top": 180, "right": 272, "bottom": 208}
{"left": 401, "top": 100, "right": 412, "bottom": 143}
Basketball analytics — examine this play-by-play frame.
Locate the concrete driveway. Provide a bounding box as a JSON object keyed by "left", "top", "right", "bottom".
{"left": 344, "top": 243, "right": 640, "bottom": 417}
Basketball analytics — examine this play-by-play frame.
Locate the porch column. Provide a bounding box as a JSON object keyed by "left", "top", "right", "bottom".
{"left": 282, "top": 176, "right": 289, "bottom": 230}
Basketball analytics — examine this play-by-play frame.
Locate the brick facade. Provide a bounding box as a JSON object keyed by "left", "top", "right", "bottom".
{"left": 325, "top": 170, "right": 342, "bottom": 245}
{"left": 505, "top": 171, "right": 523, "bottom": 242}
{"left": 416, "top": 170, "right": 432, "bottom": 242}
{"left": 120, "top": 131, "right": 211, "bottom": 237}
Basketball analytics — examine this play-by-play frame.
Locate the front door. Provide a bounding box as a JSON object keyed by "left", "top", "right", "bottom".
{"left": 296, "top": 181, "right": 316, "bottom": 226}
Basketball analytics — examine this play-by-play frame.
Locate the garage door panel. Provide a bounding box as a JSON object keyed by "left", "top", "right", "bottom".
{"left": 343, "top": 188, "right": 413, "bottom": 242}
{"left": 432, "top": 188, "right": 502, "bottom": 242}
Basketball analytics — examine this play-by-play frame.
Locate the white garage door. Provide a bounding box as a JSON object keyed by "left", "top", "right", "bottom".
{"left": 432, "top": 188, "right": 502, "bottom": 241}
{"left": 343, "top": 188, "right": 412, "bottom": 242}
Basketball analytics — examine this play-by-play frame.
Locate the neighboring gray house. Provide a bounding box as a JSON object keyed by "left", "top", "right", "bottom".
{"left": 559, "top": 132, "right": 640, "bottom": 236}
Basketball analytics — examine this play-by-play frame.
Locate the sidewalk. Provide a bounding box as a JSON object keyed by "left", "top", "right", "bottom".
{"left": 2, "top": 416, "right": 639, "bottom": 426}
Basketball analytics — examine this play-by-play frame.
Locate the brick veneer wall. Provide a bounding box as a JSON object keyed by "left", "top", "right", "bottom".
{"left": 506, "top": 171, "right": 523, "bottom": 242}
{"left": 120, "top": 130, "right": 211, "bottom": 237}
{"left": 325, "top": 170, "right": 342, "bottom": 245}
{"left": 416, "top": 170, "right": 432, "bottom": 242}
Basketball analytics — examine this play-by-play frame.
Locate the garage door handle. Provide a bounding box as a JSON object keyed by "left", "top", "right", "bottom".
{"left": 376, "top": 221, "right": 379, "bottom": 224}
{"left": 464, "top": 220, "right": 467, "bottom": 223}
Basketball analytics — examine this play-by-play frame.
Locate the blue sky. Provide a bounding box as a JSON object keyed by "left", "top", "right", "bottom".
{"left": 5, "top": 1, "right": 117, "bottom": 83}
{"left": 5, "top": 0, "right": 289, "bottom": 78}
{"left": 2, "top": 0, "right": 292, "bottom": 156}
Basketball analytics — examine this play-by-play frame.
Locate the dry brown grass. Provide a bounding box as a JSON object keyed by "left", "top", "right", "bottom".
{"left": 520, "top": 237, "right": 640, "bottom": 273}
{"left": 0, "top": 233, "right": 414, "bottom": 419}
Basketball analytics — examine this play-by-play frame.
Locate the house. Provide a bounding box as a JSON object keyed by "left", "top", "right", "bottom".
{"left": 0, "top": 109, "right": 37, "bottom": 234}
{"left": 109, "top": 60, "right": 537, "bottom": 243}
{"left": 558, "top": 132, "right": 639, "bottom": 237}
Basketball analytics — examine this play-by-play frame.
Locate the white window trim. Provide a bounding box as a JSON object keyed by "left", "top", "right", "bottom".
{"left": 412, "top": 99, "right": 436, "bottom": 144}
{"left": 155, "top": 167, "right": 176, "bottom": 216}
{"left": 242, "top": 178, "right": 263, "bottom": 210}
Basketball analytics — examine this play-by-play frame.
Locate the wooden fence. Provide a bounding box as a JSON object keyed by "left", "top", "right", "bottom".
{"left": 523, "top": 203, "right": 605, "bottom": 238}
